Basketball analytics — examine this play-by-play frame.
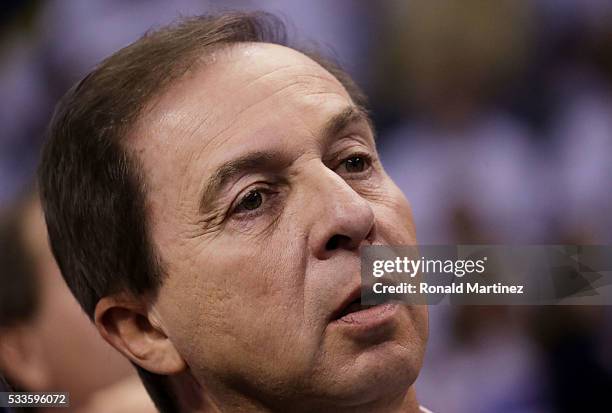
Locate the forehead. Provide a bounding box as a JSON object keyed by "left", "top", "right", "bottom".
{"left": 128, "top": 42, "right": 355, "bottom": 193}
{"left": 131, "top": 42, "right": 350, "bottom": 146}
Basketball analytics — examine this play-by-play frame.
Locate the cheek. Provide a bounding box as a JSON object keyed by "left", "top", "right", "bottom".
{"left": 411, "top": 305, "right": 429, "bottom": 346}
{"left": 155, "top": 231, "right": 316, "bottom": 378}
{"left": 373, "top": 182, "right": 417, "bottom": 245}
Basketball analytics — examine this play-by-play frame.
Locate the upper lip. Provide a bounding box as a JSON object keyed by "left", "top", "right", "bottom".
{"left": 330, "top": 284, "right": 362, "bottom": 321}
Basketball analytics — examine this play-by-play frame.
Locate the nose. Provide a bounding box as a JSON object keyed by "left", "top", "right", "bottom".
{"left": 307, "top": 167, "right": 376, "bottom": 260}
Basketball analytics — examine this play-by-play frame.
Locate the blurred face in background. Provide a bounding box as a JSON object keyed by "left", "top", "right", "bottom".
{"left": 126, "top": 43, "right": 428, "bottom": 409}
{"left": 0, "top": 198, "right": 137, "bottom": 410}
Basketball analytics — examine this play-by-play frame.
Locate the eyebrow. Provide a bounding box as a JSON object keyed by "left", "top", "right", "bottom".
{"left": 199, "top": 151, "right": 282, "bottom": 213}
{"left": 198, "top": 105, "right": 374, "bottom": 213}
{"left": 320, "top": 105, "right": 373, "bottom": 144}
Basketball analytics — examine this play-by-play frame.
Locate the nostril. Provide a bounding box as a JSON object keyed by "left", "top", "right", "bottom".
{"left": 325, "top": 234, "right": 350, "bottom": 251}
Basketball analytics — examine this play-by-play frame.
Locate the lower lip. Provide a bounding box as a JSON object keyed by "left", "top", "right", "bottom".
{"left": 330, "top": 303, "right": 400, "bottom": 331}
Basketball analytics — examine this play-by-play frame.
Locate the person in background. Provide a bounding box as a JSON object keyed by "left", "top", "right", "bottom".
{"left": 0, "top": 190, "right": 156, "bottom": 413}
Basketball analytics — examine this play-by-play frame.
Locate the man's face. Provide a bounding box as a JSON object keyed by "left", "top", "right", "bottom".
{"left": 130, "top": 43, "right": 427, "bottom": 407}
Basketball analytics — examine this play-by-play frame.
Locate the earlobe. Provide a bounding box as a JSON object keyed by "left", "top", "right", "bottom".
{"left": 94, "top": 295, "right": 186, "bottom": 375}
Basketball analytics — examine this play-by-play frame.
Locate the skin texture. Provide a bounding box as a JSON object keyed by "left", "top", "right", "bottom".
{"left": 96, "top": 43, "right": 428, "bottom": 412}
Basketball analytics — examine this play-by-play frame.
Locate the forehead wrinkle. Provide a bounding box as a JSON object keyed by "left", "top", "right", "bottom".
{"left": 229, "top": 42, "right": 335, "bottom": 77}
{"left": 212, "top": 78, "right": 330, "bottom": 130}
{"left": 129, "top": 43, "right": 342, "bottom": 143}
{"left": 131, "top": 47, "right": 346, "bottom": 161}
{"left": 238, "top": 63, "right": 316, "bottom": 87}
{"left": 187, "top": 77, "right": 347, "bottom": 168}
{"left": 177, "top": 68, "right": 346, "bottom": 158}
{"left": 239, "top": 64, "right": 342, "bottom": 93}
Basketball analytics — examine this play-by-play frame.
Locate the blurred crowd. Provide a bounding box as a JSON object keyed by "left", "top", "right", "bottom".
{"left": 1, "top": 1, "right": 611, "bottom": 412}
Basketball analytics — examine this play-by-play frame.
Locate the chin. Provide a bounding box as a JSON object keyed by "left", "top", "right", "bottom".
{"left": 313, "top": 341, "right": 421, "bottom": 406}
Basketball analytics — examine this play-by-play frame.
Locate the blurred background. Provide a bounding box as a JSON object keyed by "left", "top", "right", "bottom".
{"left": 1, "top": 1, "right": 611, "bottom": 412}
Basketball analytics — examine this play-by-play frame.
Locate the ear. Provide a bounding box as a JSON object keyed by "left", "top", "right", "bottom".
{"left": 0, "top": 326, "right": 51, "bottom": 390}
{"left": 94, "top": 295, "right": 186, "bottom": 375}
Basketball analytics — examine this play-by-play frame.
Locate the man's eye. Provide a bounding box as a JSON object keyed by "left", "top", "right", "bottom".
{"left": 236, "top": 190, "right": 263, "bottom": 212}
{"left": 345, "top": 156, "right": 366, "bottom": 172}
{"left": 338, "top": 154, "right": 372, "bottom": 174}
{"left": 229, "top": 185, "right": 281, "bottom": 221}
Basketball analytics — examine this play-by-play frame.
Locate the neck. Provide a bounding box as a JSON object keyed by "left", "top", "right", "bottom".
{"left": 172, "top": 373, "right": 421, "bottom": 413}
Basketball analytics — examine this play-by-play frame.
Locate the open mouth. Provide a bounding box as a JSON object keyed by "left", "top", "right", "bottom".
{"left": 333, "top": 296, "right": 373, "bottom": 320}
{"left": 331, "top": 287, "right": 380, "bottom": 321}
